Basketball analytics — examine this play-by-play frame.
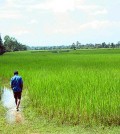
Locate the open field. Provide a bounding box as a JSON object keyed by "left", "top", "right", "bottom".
{"left": 0, "top": 49, "right": 120, "bottom": 126}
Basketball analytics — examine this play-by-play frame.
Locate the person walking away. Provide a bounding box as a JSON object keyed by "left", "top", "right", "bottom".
{"left": 10, "top": 71, "right": 23, "bottom": 111}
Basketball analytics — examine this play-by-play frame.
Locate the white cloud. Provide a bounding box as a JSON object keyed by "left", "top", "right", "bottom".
{"left": 90, "top": 9, "right": 108, "bottom": 16}
{"left": 0, "top": 0, "right": 23, "bottom": 19}
{"left": 44, "top": 20, "right": 120, "bottom": 35}
{"left": 30, "top": 19, "right": 38, "bottom": 24}
{"left": 80, "top": 20, "right": 109, "bottom": 30}
{"left": 3, "top": 0, "right": 108, "bottom": 18}
{"left": 11, "top": 28, "right": 30, "bottom": 36}
{"left": 0, "top": 10, "right": 22, "bottom": 19}
{"left": 29, "top": 0, "right": 82, "bottom": 13}
{"left": 28, "top": 0, "right": 107, "bottom": 16}
{"left": 6, "top": 0, "right": 34, "bottom": 5}
{"left": 76, "top": 4, "right": 99, "bottom": 11}
{"left": 16, "top": 30, "right": 29, "bottom": 35}
{"left": 0, "top": 0, "right": 120, "bottom": 46}
{"left": 76, "top": 4, "right": 108, "bottom": 16}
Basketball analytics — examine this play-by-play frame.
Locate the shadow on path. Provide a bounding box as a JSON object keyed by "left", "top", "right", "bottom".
{"left": 1, "top": 87, "right": 24, "bottom": 124}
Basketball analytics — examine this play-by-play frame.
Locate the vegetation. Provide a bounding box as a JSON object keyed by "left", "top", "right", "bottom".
{"left": 0, "top": 34, "right": 28, "bottom": 55}
{"left": 3, "top": 35, "right": 27, "bottom": 52}
{"left": 30, "top": 41, "right": 120, "bottom": 50}
{"left": 0, "top": 104, "right": 119, "bottom": 134}
{"left": 0, "top": 34, "right": 5, "bottom": 55}
{"left": 0, "top": 49, "right": 120, "bottom": 126}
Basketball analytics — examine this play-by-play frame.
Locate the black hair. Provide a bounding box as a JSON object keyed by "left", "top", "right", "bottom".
{"left": 14, "top": 71, "right": 18, "bottom": 75}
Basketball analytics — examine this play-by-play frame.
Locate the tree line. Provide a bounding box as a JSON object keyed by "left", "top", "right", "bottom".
{"left": 30, "top": 41, "right": 120, "bottom": 50}
{"left": 71, "top": 41, "right": 120, "bottom": 50}
{"left": 0, "top": 35, "right": 27, "bottom": 55}
{"left": 1, "top": 34, "right": 120, "bottom": 55}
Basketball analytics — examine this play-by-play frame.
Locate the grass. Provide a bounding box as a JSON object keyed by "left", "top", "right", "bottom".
{"left": 0, "top": 102, "right": 120, "bottom": 134}
{"left": 0, "top": 49, "right": 120, "bottom": 126}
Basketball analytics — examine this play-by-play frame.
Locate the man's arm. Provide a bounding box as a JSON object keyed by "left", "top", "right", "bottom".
{"left": 10, "top": 78, "right": 13, "bottom": 89}
{"left": 20, "top": 78, "right": 23, "bottom": 90}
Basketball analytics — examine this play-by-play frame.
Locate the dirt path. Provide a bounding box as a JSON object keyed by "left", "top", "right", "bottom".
{"left": 1, "top": 87, "right": 24, "bottom": 124}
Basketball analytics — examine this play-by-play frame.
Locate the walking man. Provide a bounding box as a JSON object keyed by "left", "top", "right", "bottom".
{"left": 10, "top": 71, "right": 23, "bottom": 111}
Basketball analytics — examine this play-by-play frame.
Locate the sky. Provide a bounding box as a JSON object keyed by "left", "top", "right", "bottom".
{"left": 0, "top": 0, "right": 120, "bottom": 46}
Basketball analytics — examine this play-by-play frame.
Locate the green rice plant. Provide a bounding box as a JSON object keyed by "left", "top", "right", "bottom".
{"left": 0, "top": 49, "right": 120, "bottom": 125}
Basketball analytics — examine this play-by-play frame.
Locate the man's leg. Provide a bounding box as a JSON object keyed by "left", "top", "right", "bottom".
{"left": 16, "top": 99, "right": 21, "bottom": 111}
{"left": 15, "top": 98, "right": 17, "bottom": 105}
{"left": 16, "top": 92, "right": 22, "bottom": 111}
{"left": 13, "top": 92, "right": 17, "bottom": 106}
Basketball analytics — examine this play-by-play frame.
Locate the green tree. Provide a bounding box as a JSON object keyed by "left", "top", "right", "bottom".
{"left": 102, "top": 42, "right": 107, "bottom": 48}
{"left": 4, "top": 35, "right": 27, "bottom": 51}
{"left": 111, "top": 43, "right": 115, "bottom": 49}
{"left": 71, "top": 43, "right": 76, "bottom": 50}
{"left": 0, "top": 34, "right": 5, "bottom": 55}
{"left": 76, "top": 41, "right": 81, "bottom": 49}
{"left": 116, "top": 41, "right": 120, "bottom": 48}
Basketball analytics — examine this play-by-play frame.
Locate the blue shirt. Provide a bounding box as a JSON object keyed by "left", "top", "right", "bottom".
{"left": 10, "top": 75, "right": 23, "bottom": 92}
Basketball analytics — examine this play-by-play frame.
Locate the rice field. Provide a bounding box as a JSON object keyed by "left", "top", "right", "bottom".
{"left": 0, "top": 49, "right": 120, "bottom": 125}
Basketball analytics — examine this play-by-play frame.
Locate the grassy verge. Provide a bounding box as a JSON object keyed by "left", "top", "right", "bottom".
{"left": 0, "top": 102, "right": 120, "bottom": 134}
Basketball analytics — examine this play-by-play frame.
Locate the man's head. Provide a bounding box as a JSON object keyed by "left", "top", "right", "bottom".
{"left": 14, "top": 71, "right": 18, "bottom": 75}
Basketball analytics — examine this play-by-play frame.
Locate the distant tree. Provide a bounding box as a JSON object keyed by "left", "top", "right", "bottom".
{"left": 4, "top": 35, "right": 13, "bottom": 51}
{"left": 116, "top": 41, "right": 120, "bottom": 48}
{"left": 71, "top": 43, "right": 76, "bottom": 50}
{"left": 95, "top": 43, "right": 101, "bottom": 48}
{"left": 102, "top": 42, "right": 107, "bottom": 48}
{"left": 85, "top": 43, "right": 94, "bottom": 49}
{"left": 111, "top": 43, "right": 115, "bottom": 49}
{"left": 106, "top": 43, "right": 110, "bottom": 48}
{"left": 76, "top": 41, "right": 81, "bottom": 49}
{"left": 4, "top": 35, "right": 27, "bottom": 51}
{"left": 0, "top": 34, "right": 5, "bottom": 55}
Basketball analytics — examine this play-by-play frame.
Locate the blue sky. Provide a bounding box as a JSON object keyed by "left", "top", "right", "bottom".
{"left": 0, "top": 0, "right": 120, "bottom": 46}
